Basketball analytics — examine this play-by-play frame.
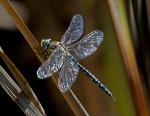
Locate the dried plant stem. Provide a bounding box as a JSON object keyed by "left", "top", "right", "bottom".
{"left": 0, "top": 66, "right": 44, "bottom": 116}
{"left": 0, "top": 49, "right": 46, "bottom": 116}
{"left": 0, "top": 0, "right": 43, "bottom": 62}
{"left": 0, "top": 0, "right": 89, "bottom": 115}
{"left": 107, "top": 0, "right": 149, "bottom": 116}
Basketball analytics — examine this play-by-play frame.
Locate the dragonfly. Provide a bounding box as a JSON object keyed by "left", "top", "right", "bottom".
{"left": 37, "top": 14, "right": 115, "bottom": 100}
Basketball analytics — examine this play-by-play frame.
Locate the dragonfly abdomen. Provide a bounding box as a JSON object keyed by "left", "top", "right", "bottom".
{"left": 68, "top": 55, "right": 115, "bottom": 99}
{"left": 78, "top": 64, "right": 113, "bottom": 98}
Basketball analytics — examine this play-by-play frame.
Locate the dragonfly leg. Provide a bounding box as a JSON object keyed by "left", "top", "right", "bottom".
{"left": 40, "top": 48, "right": 51, "bottom": 60}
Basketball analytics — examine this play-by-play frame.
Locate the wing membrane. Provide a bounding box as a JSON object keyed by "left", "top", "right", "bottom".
{"left": 37, "top": 46, "right": 65, "bottom": 79}
{"left": 69, "top": 30, "right": 104, "bottom": 60}
{"left": 61, "top": 14, "right": 83, "bottom": 46}
{"left": 58, "top": 57, "right": 79, "bottom": 92}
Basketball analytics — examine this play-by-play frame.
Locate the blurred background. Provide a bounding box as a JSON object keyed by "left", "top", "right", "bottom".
{"left": 0, "top": 0, "right": 150, "bottom": 116}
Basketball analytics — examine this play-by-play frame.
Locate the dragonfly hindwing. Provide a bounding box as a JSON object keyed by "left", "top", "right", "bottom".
{"left": 58, "top": 56, "right": 79, "bottom": 92}
{"left": 69, "top": 30, "right": 104, "bottom": 60}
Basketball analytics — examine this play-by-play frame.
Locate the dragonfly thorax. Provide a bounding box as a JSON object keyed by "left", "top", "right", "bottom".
{"left": 49, "top": 41, "right": 60, "bottom": 50}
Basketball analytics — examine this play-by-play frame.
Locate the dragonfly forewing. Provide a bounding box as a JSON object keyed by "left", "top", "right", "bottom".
{"left": 61, "top": 14, "right": 83, "bottom": 46}
{"left": 37, "top": 46, "right": 65, "bottom": 79}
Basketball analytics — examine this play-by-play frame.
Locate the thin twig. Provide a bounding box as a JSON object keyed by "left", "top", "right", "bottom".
{"left": 0, "top": 47, "right": 46, "bottom": 116}
{"left": 0, "top": 0, "right": 89, "bottom": 115}
{"left": 107, "top": 0, "right": 149, "bottom": 116}
{"left": 0, "top": 66, "right": 44, "bottom": 116}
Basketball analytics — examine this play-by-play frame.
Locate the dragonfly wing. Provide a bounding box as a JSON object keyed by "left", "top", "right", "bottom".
{"left": 37, "top": 46, "right": 65, "bottom": 79}
{"left": 69, "top": 30, "right": 104, "bottom": 60}
{"left": 58, "top": 57, "right": 79, "bottom": 92}
{"left": 61, "top": 14, "right": 83, "bottom": 46}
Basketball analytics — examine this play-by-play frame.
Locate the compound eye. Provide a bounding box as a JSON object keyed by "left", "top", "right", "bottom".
{"left": 41, "top": 39, "right": 51, "bottom": 49}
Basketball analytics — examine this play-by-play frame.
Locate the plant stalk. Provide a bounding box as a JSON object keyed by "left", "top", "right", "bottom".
{"left": 107, "top": 0, "right": 149, "bottom": 115}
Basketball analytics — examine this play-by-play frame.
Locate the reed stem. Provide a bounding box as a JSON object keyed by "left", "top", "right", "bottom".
{"left": 107, "top": 0, "right": 149, "bottom": 115}
{"left": 0, "top": 66, "right": 44, "bottom": 116}
{"left": 0, "top": 49, "right": 46, "bottom": 115}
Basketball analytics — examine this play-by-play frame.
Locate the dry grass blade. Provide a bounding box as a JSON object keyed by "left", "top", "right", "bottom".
{"left": 0, "top": 66, "right": 44, "bottom": 116}
{"left": 107, "top": 0, "right": 149, "bottom": 115}
{"left": 0, "top": 0, "right": 89, "bottom": 115}
{"left": 131, "top": 0, "right": 150, "bottom": 94}
{"left": 0, "top": 47, "right": 46, "bottom": 116}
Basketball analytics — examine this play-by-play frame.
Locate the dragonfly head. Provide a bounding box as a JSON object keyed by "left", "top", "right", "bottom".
{"left": 41, "top": 39, "right": 60, "bottom": 51}
{"left": 41, "top": 39, "right": 51, "bottom": 50}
